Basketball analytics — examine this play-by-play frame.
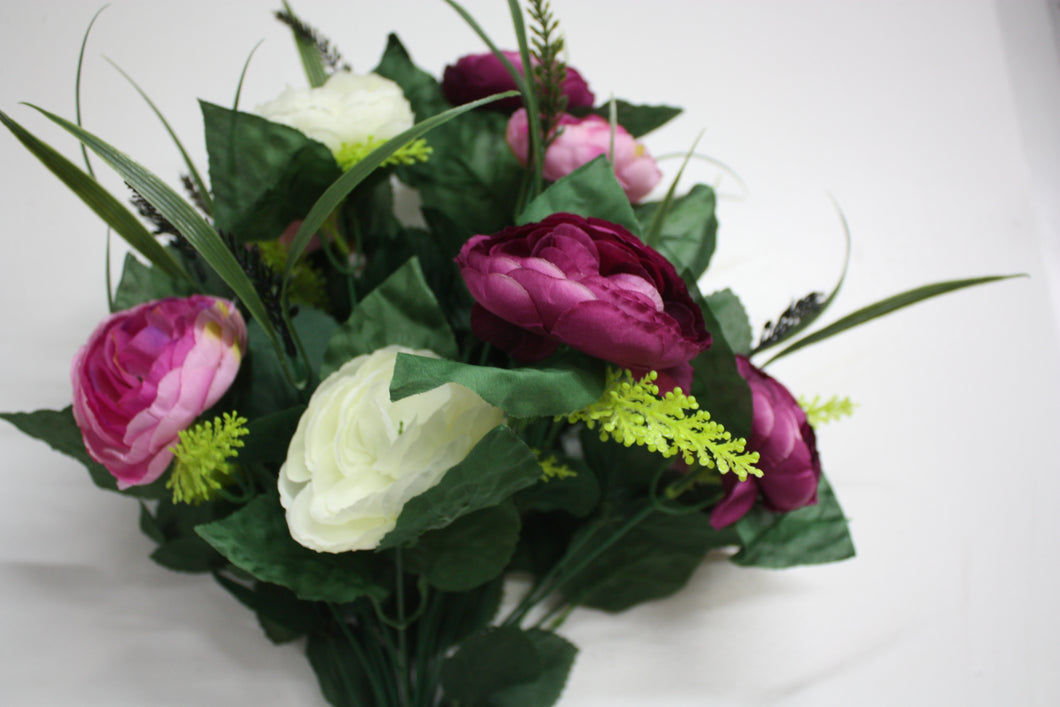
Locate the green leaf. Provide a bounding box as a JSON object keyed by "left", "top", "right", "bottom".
{"left": 588, "top": 100, "right": 682, "bottom": 138}
{"left": 563, "top": 509, "right": 729, "bottom": 612}
{"left": 518, "top": 156, "right": 641, "bottom": 235}
{"left": 763, "top": 274, "right": 1025, "bottom": 365}
{"left": 196, "top": 495, "right": 389, "bottom": 603}
{"left": 634, "top": 183, "right": 718, "bottom": 279}
{"left": 1, "top": 407, "right": 165, "bottom": 498}
{"left": 378, "top": 426, "right": 540, "bottom": 549}
{"left": 0, "top": 111, "right": 187, "bottom": 281}
{"left": 405, "top": 501, "right": 521, "bottom": 591}
{"left": 688, "top": 280, "right": 754, "bottom": 440}
{"left": 138, "top": 502, "right": 165, "bottom": 543}
{"left": 731, "top": 473, "right": 855, "bottom": 567}
{"left": 113, "top": 252, "right": 196, "bottom": 310}
{"left": 27, "top": 104, "right": 292, "bottom": 380}
{"left": 516, "top": 457, "right": 600, "bottom": 518}
{"left": 150, "top": 536, "right": 225, "bottom": 573}
{"left": 390, "top": 352, "right": 605, "bottom": 418}
{"left": 240, "top": 406, "right": 305, "bottom": 465}
{"left": 376, "top": 33, "right": 524, "bottom": 237}
{"left": 374, "top": 34, "right": 450, "bottom": 120}
{"left": 202, "top": 101, "right": 340, "bottom": 243}
{"left": 233, "top": 307, "right": 337, "bottom": 419}
{"left": 490, "top": 629, "right": 578, "bottom": 707}
{"left": 705, "top": 288, "right": 753, "bottom": 357}
{"left": 322, "top": 257, "right": 458, "bottom": 377}
{"left": 212, "top": 573, "right": 322, "bottom": 644}
{"left": 441, "top": 626, "right": 542, "bottom": 706}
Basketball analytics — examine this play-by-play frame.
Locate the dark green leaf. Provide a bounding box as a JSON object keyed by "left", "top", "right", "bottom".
{"left": 764, "top": 274, "right": 1025, "bottom": 365}
{"left": 196, "top": 495, "right": 389, "bottom": 603}
{"left": 138, "top": 502, "right": 165, "bottom": 543}
{"left": 374, "top": 33, "right": 450, "bottom": 120}
{"left": 688, "top": 280, "right": 753, "bottom": 440}
{"left": 212, "top": 572, "right": 322, "bottom": 644}
{"left": 1, "top": 407, "right": 165, "bottom": 498}
{"left": 240, "top": 406, "right": 305, "bottom": 465}
{"left": 634, "top": 183, "right": 718, "bottom": 279}
{"left": 587, "top": 100, "right": 682, "bottom": 138}
{"left": 390, "top": 352, "right": 605, "bottom": 418}
{"left": 378, "top": 426, "right": 540, "bottom": 549}
{"left": 518, "top": 156, "right": 641, "bottom": 235}
{"left": 306, "top": 631, "right": 377, "bottom": 707}
{"left": 516, "top": 457, "right": 600, "bottom": 518}
{"left": 322, "top": 258, "right": 458, "bottom": 377}
{"left": 705, "top": 288, "right": 753, "bottom": 357}
{"left": 150, "top": 535, "right": 225, "bottom": 573}
{"left": 441, "top": 626, "right": 542, "bottom": 706}
{"left": 113, "top": 252, "right": 196, "bottom": 310}
{"left": 564, "top": 510, "right": 729, "bottom": 613}
{"left": 491, "top": 629, "right": 578, "bottom": 707}
{"left": 0, "top": 111, "right": 187, "bottom": 280}
{"left": 406, "top": 501, "right": 521, "bottom": 591}
{"left": 731, "top": 473, "right": 855, "bottom": 567}
{"left": 233, "top": 307, "right": 337, "bottom": 420}
{"left": 202, "top": 101, "right": 341, "bottom": 243}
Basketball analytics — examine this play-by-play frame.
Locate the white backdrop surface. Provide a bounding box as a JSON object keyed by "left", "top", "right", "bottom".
{"left": 1, "top": 1, "right": 1059, "bottom": 705}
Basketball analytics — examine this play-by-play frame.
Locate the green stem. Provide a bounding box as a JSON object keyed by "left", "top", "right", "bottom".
{"left": 396, "top": 549, "right": 412, "bottom": 706}
{"left": 327, "top": 603, "right": 391, "bottom": 707}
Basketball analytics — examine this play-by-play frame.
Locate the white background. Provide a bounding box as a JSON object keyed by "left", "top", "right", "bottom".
{"left": 2, "top": 1, "right": 1059, "bottom": 705}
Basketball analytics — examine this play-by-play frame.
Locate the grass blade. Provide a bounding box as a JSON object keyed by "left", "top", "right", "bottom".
{"left": 75, "top": 4, "right": 108, "bottom": 177}
{"left": 753, "top": 198, "right": 852, "bottom": 356}
{"left": 644, "top": 129, "right": 704, "bottom": 249}
{"left": 233, "top": 40, "right": 265, "bottom": 110}
{"left": 26, "top": 104, "right": 300, "bottom": 384}
{"left": 764, "top": 274, "right": 1026, "bottom": 365}
{"left": 0, "top": 110, "right": 188, "bottom": 281}
{"left": 104, "top": 58, "right": 214, "bottom": 216}
{"left": 441, "top": 0, "right": 543, "bottom": 202}
{"left": 280, "top": 1, "right": 327, "bottom": 88}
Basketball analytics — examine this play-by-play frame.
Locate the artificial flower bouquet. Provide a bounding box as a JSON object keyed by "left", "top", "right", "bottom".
{"left": 1, "top": 2, "right": 1014, "bottom": 706}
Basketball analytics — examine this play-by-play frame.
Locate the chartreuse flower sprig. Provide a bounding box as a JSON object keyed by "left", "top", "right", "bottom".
{"left": 534, "top": 450, "right": 577, "bottom": 482}
{"left": 167, "top": 412, "right": 249, "bottom": 504}
{"left": 335, "top": 136, "right": 432, "bottom": 171}
{"left": 565, "top": 369, "right": 762, "bottom": 481}
{"left": 798, "top": 394, "right": 857, "bottom": 426}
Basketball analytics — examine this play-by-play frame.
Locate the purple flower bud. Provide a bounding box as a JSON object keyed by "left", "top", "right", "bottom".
{"left": 710, "top": 356, "right": 822, "bottom": 528}
{"left": 456, "top": 213, "right": 711, "bottom": 392}
{"left": 441, "top": 50, "right": 595, "bottom": 112}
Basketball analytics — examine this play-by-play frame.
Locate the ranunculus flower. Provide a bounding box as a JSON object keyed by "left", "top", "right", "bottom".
{"left": 455, "top": 213, "right": 711, "bottom": 393}
{"left": 709, "top": 356, "right": 822, "bottom": 529}
{"left": 71, "top": 296, "right": 247, "bottom": 488}
{"left": 441, "top": 50, "right": 594, "bottom": 112}
{"left": 255, "top": 71, "right": 414, "bottom": 157}
{"left": 278, "top": 345, "right": 505, "bottom": 553}
{"left": 506, "top": 109, "right": 662, "bottom": 203}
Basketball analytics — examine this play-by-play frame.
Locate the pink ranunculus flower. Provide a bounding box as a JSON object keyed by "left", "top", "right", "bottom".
{"left": 441, "top": 50, "right": 594, "bottom": 112}
{"left": 71, "top": 296, "right": 247, "bottom": 488}
{"left": 455, "top": 212, "right": 711, "bottom": 393}
{"left": 709, "top": 356, "right": 822, "bottom": 529}
{"left": 506, "top": 109, "right": 662, "bottom": 203}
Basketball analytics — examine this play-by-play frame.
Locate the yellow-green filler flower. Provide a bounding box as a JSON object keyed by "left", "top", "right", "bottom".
{"left": 565, "top": 369, "right": 761, "bottom": 481}
{"left": 167, "top": 412, "right": 249, "bottom": 504}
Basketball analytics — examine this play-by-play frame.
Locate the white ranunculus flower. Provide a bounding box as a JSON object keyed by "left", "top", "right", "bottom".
{"left": 278, "top": 345, "right": 505, "bottom": 553}
{"left": 255, "top": 71, "right": 414, "bottom": 155}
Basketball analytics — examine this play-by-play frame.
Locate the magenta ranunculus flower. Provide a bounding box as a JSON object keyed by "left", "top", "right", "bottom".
{"left": 71, "top": 296, "right": 247, "bottom": 488}
{"left": 441, "top": 50, "right": 594, "bottom": 112}
{"left": 506, "top": 109, "right": 662, "bottom": 203}
{"left": 710, "top": 356, "right": 822, "bottom": 529}
{"left": 455, "top": 213, "right": 711, "bottom": 392}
